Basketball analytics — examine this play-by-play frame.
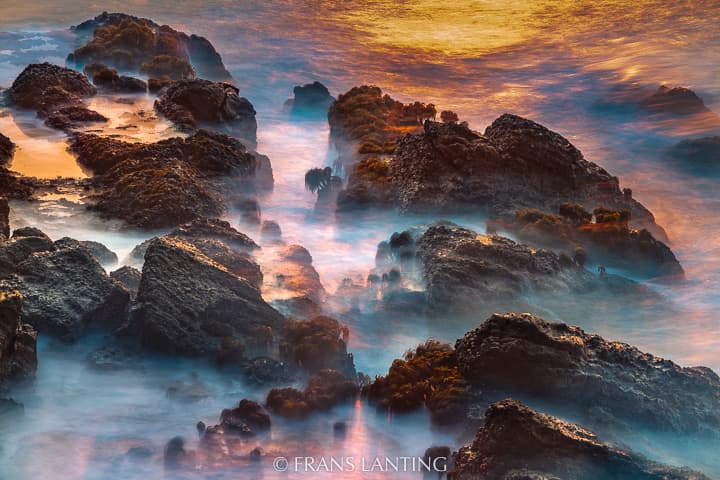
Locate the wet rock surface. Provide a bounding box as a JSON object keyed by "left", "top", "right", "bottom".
{"left": 69, "top": 12, "right": 231, "bottom": 81}
{"left": 266, "top": 369, "right": 359, "bottom": 419}
{"left": 280, "top": 316, "right": 355, "bottom": 377}
{"left": 126, "top": 236, "right": 284, "bottom": 356}
{"left": 450, "top": 399, "right": 709, "bottom": 480}
{"left": 454, "top": 313, "right": 720, "bottom": 437}
{"left": 0, "top": 290, "right": 37, "bottom": 385}
{"left": 0, "top": 229, "right": 129, "bottom": 338}
{"left": 155, "top": 79, "right": 257, "bottom": 142}
{"left": 54, "top": 238, "right": 118, "bottom": 266}
{"left": 214, "top": 399, "right": 271, "bottom": 437}
{"left": 109, "top": 266, "right": 141, "bottom": 299}
{"left": 88, "top": 65, "right": 147, "bottom": 93}
{"left": 68, "top": 130, "right": 271, "bottom": 229}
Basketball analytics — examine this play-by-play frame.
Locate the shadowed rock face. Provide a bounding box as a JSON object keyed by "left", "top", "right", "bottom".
{"left": 0, "top": 134, "right": 15, "bottom": 166}
{"left": 68, "top": 12, "right": 231, "bottom": 81}
{"left": 87, "top": 64, "right": 147, "bottom": 93}
{"left": 454, "top": 313, "right": 720, "bottom": 437}
{"left": 667, "top": 136, "right": 720, "bottom": 176}
{"left": 391, "top": 118, "right": 664, "bottom": 238}
{"left": 128, "top": 237, "right": 284, "bottom": 356}
{"left": 0, "top": 229, "right": 129, "bottom": 339}
{"left": 450, "top": 399, "right": 710, "bottom": 480}
{"left": 0, "top": 290, "right": 37, "bottom": 385}
{"left": 416, "top": 224, "right": 595, "bottom": 314}
{"left": 279, "top": 316, "right": 355, "bottom": 377}
{"left": 68, "top": 130, "right": 271, "bottom": 229}
{"left": 640, "top": 85, "right": 710, "bottom": 116}
{"left": 284, "top": 81, "right": 335, "bottom": 116}
{"left": 155, "top": 80, "right": 257, "bottom": 142}
{"left": 505, "top": 206, "right": 683, "bottom": 279}
{"left": 8, "top": 63, "right": 106, "bottom": 131}
{"left": 110, "top": 266, "right": 141, "bottom": 299}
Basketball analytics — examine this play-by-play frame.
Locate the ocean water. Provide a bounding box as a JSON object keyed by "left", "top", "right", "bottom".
{"left": 0, "top": 1, "right": 719, "bottom": 478}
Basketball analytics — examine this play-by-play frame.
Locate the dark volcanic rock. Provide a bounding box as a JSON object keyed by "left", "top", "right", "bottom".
{"left": 169, "top": 218, "right": 259, "bottom": 252}
{"left": 110, "top": 266, "right": 141, "bottom": 298}
{"left": 640, "top": 85, "right": 710, "bottom": 116}
{"left": 128, "top": 236, "right": 284, "bottom": 356}
{"left": 0, "top": 133, "right": 15, "bottom": 165}
{"left": 454, "top": 313, "right": 720, "bottom": 437}
{"left": 266, "top": 369, "right": 359, "bottom": 419}
{"left": 0, "top": 168, "right": 33, "bottom": 199}
{"left": 8, "top": 63, "right": 105, "bottom": 131}
{"left": 0, "top": 230, "right": 129, "bottom": 338}
{"left": 155, "top": 79, "right": 257, "bottom": 142}
{"left": 69, "top": 12, "right": 231, "bottom": 81}
{"left": 218, "top": 399, "right": 271, "bottom": 435}
{"left": 68, "top": 130, "right": 272, "bottom": 229}
{"left": 54, "top": 238, "right": 118, "bottom": 266}
{"left": 280, "top": 316, "right": 356, "bottom": 377}
{"left": 0, "top": 290, "right": 37, "bottom": 384}
{"left": 667, "top": 136, "right": 720, "bottom": 175}
{"left": 284, "top": 81, "right": 335, "bottom": 116}
{"left": 506, "top": 206, "right": 683, "bottom": 279}
{"left": 450, "top": 399, "right": 709, "bottom": 480}
{"left": 9, "top": 63, "right": 95, "bottom": 112}
{"left": 90, "top": 65, "right": 147, "bottom": 93}
{"left": 416, "top": 224, "right": 595, "bottom": 315}
{"left": 0, "top": 198, "right": 9, "bottom": 240}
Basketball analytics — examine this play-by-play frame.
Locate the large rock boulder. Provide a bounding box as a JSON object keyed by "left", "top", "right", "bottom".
{"left": 279, "top": 316, "right": 355, "bottom": 377}
{"left": 0, "top": 290, "right": 37, "bottom": 385}
{"left": 68, "top": 12, "right": 231, "bottom": 81}
{"left": 454, "top": 313, "right": 720, "bottom": 437}
{"left": 450, "top": 399, "right": 710, "bottom": 480}
{"left": 128, "top": 237, "right": 284, "bottom": 356}
{"left": 8, "top": 63, "right": 106, "bottom": 131}
{"left": 0, "top": 229, "right": 129, "bottom": 338}
{"left": 284, "top": 81, "right": 335, "bottom": 117}
{"left": 155, "top": 80, "right": 256, "bottom": 142}
{"left": 390, "top": 118, "right": 664, "bottom": 238}
{"left": 68, "top": 130, "right": 272, "bottom": 229}
{"left": 416, "top": 224, "right": 594, "bottom": 314}
{"left": 0, "top": 134, "right": 15, "bottom": 166}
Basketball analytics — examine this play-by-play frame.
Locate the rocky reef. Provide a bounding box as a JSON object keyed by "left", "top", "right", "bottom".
{"left": 68, "top": 129, "right": 272, "bottom": 229}
{"left": 68, "top": 12, "right": 231, "bottom": 81}
{"left": 450, "top": 399, "right": 709, "bottom": 480}
{"left": 154, "top": 79, "right": 257, "bottom": 142}
{"left": 0, "top": 290, "right": 37, "bottom": 386}
{"left": 8, "top": 63, "right": 106, "bottom": 131}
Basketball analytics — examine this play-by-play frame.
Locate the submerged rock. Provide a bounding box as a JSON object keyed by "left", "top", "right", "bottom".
{"left": 260, "top": 220, "right": 282, "bottom": 244}
{"left": 155, "top": 79, "right": 256, "bottom": 142}
{"left": 127, "top": 236, "right": 284, "bottom": 356}
{"left": 454, "top": 312, "right": 720, "bottom": 437}
{"left": 640, "top": 85, "right": 711, "bottom": 116}
{"left": 450, "top": 399, "right": 709, "bottom": 480}
{"left": 0, "top": 290, "right": 37, "bottom": 385}
{"left": 89, "top": 65, "right": 147, "bottom": 93}
{"left": 284, "top": 81, "right": 335, "bottom": 116}
{"left": 0, "top": 229, "right": 129, "bottom": 338}
{"left": 217, "top": 399, "right": 271, "bottom": 436}
{"left": 69, "top": 12, "right": 231, "bottom": 81}
{"left": 667, "top": 136, "right": 720, "bottom": 176}
{"left": 280, "top": 316, "right": 356, "bottom": 377}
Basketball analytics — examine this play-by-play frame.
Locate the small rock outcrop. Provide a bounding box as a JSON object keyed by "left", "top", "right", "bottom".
{"left": 280, "top": 316, "right": 355, "bottom": 377}
{"left": 0, "top": 290, "right": 37, "bottom": 385}
{"left": 87, "top": 64, "right": 147, "bottom": 93}
{"left": 640, "top": 85, "right": 711, "bottom": 116}
{"left": 109, "top": 266, "right": 141, "bottom": 299}
{"left": 8, "top": 63, "right": 106, "bottom": 131}
{"left": 127, "top": 236, "right": 284, "bottom": 356}
{"left": 266, "top": 369, "right": 359, "bottom": 419}
{"left": 450, "top": 399, "right": 710, "bottom": 480}
{"left": 154, "top": 79, "right": 256, "bottom": 142}
{"left": 68, "top": 12, "right": 231, "bottom": 81}
{"left": 0, "top": 229, "right": 129, "bottom": 338}
{"left": 667, "top": 136, "right": 720, "bottom": 176}
{"left": 284, "top": 81, "right": 335, "bottom": 116}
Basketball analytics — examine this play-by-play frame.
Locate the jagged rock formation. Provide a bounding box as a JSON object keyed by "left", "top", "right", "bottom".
{"left": 450, "top": 399, "right": 710, "bottom": 480}
{"left": 0, "top": 290, "right": 37, "bottom": 385}
{"left": 284, "top": 81, "right": 335, "bottom": 116}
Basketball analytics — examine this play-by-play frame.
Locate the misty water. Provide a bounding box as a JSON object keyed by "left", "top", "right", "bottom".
{"left": 1, "top": 1, "right": 719, "bottom": 478}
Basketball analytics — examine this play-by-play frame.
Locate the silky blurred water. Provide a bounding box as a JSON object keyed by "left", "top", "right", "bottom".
{"left": 0, "top": 1, "right": 719, "bottom": 478}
